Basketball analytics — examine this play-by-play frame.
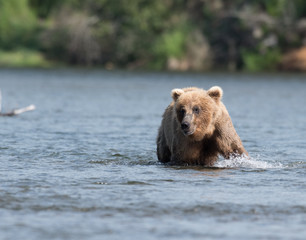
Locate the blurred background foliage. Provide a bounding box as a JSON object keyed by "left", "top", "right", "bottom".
{"left": 0, "top": 0, "right": 306, "bottom": 71}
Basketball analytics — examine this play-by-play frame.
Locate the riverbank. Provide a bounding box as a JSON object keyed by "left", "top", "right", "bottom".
{"left": 1, "top": 47, "right": 306, "bottom": 72}
{"left": 0, "top": 49, "right": 51, "bottom": 68}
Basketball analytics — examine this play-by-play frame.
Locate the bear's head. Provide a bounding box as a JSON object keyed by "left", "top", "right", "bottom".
{"left": 171, "top": 86, "right": 223, "bottom": 141}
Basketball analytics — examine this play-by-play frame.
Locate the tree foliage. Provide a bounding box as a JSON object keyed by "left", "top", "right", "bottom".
{"left": 1, "top": 0, "right": 306, "bottom": 70}
{"left": 0, "top": 0, "right": 37, "bottom": 49}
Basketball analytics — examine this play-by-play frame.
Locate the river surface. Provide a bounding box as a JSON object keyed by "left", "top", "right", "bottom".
{"left": 0, "top": 69, "right": 305, "bottom": 240}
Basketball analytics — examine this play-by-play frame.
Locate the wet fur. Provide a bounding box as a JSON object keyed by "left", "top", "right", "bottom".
{"left": 157, "top": 86, "right": 247, "bottom": 166}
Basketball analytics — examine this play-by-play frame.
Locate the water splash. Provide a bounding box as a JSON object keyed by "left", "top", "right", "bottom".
{"left": 214, "top": 155, "right": 283, "bottom": 169}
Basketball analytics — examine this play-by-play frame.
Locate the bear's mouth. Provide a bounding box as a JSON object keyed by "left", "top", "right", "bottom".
{"left": 182, "top": 128, "right": 195, "bottom": 136}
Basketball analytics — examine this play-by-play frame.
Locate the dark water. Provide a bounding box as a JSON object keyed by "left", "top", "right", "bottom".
{"left": 0, "top": 69, "right": 305, "bottom": 240}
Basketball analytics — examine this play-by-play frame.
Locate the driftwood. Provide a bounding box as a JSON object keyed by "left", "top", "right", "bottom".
{"left": 0, "top": 89, "right": 36, "bottom": 117}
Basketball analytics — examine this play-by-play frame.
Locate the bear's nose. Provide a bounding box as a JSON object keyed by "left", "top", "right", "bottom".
{"left": 181, "top": 122, "right": 190, "bottom": 130}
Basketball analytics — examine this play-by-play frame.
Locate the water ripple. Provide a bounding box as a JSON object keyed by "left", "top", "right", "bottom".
{"left": 215, "top": 156, "right": 284, "bottom": 169}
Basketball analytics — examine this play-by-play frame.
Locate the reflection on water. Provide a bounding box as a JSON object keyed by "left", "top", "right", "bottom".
{"left": 0, "top": 69, "right": 306, "bottom": 240}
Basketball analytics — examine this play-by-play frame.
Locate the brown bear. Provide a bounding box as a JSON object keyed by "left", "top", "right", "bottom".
{"left": 156, "top": 86, "right": 248, "bottom": 166}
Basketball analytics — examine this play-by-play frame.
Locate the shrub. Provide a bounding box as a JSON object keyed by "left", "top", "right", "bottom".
{"left": 41, "top": 8, "right": 100, "bottom": 65}
{"left": 0, "top": 0, "right": 37, "bottom": 50}
{"left": 242, "top": 48, "right": 282, "bottom": 71}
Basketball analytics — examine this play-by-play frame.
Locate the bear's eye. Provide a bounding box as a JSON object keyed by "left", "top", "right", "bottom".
{"left": 180, "top": 108, "right": 185, "bottom": 115}
{"left": 193, "top": 106, "right": 200, "bottom": 114}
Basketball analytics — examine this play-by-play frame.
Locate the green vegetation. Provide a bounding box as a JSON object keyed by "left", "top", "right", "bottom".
{"left": 242, "top": 49, "right": 282, "bottom": 72}
{"left": 0, "top": 0, "right": 37, "bottom": 49}
{"left": 0, "top": 0, "right": 306, "bottom": 71}
{"left": 0, "top": 49, "right": 51, "bottom": 68}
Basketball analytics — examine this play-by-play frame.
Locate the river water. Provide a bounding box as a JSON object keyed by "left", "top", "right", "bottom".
{"left": 0, "top": 69, "right": 305, "bottom": 240}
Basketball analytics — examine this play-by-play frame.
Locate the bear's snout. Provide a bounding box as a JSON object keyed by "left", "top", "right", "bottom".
{"left": 181, "top": 114, "right": 194, "bottom": 135}
{"left": 181, "top": 121, "right": 195, "bottom": 136}
{"left": 181, "top": 122, "right": 190, "bottom": 131}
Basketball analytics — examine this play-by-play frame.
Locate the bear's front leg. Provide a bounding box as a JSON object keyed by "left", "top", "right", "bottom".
{"left": 217, "top": 138, "right": 248, "bottom": 159}
{"left": 156, "top": 131, "right": 171, "bottom": 163}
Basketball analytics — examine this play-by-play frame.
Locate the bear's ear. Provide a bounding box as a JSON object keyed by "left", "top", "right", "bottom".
{"left": 171, "top": 88, "right": 184, "bottom": 101}
{"left": 207, "top": 86, "right": 223, "bottom": 102}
